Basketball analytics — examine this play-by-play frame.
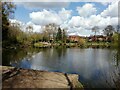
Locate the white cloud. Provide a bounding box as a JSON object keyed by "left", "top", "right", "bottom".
{"left": 29, "top": 8, "right": 72, "bottom": 26}
{"left": 68, "top": 16, "right": 89, "bottom": 29}
{"left": 58, "top": 8, "right": 72, "bottom": 21}
{"left": 26, "top": 22, "right": 42, "bottom": 33}
{"left": 9, "top": 19, "right": 43, "bottom": 33}
{"left": 110, "top": 17, "right": 118, "bottom": 26}
{"left": 67, "top": 27, "right": 94, "bottom": 36}
{"left": 67, "top": 14, "right": 118, "bottom": 36}
{"left": 9, "top": 19, "right": 26, "bottom": 31}
{"left": 68, "top": 16, "right": 83, "bottom": 27}
{"left": 9, "top": 19, "right": 25, "bottom": 27}
{"left": 101, "top": 2, "right": 118, "bottom": 17}
{"left": 68, "top": 15, "right": 102, "bottom": 30}
{"left": 29, "top": 9, "right": 62, "bottom": 25}
{"left": 60, "top": 21, "right": 69, "bottom": 30}
{"left": 100, "top": 2, "right": 111, "bottom": 6}
{"left": 76, "top": 3, "right": 97, "bottom": 17}
{"left": 10, "top": 1, "right": 119, "bottom": 36}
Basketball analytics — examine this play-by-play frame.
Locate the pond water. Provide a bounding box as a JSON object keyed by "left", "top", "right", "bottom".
{"left": 2, "top": 47, "right": 120, "bottom": 88}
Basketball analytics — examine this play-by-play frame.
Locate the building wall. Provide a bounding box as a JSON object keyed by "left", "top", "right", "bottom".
{"left": 68, "top": 36, "right": 80, "bottom": 42}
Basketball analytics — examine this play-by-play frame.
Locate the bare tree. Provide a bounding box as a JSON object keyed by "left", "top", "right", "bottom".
{"left": 43, "top": 23, "right": 59, "bottom": 42}
{"left": 92, "top": 26, "right": 99, "bottom": 36}
{"left": 117, "top": 25, "right": 120, "bottom": 33}
{"left": 26, "top": 25, "right": 33, "bottom": 34}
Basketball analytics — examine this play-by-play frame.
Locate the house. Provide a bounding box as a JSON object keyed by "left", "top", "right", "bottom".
{"left": 68, "top": 35, "right": 80, "bottom": 42}
{"left": 88, "top": 35, "right": 111, "bottom": 42}
{"left": 68, "top": 35, "right": 86, "bottom": 43}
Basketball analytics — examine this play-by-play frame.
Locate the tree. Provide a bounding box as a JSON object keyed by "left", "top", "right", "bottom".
{"left": 51, "top": 23, "right": 58, "bottom": 42}
{"left": 92, "top": 26, "right": 99, "bottom": 36}
{"left": 78, "top": 38, "right": 86, "bottom": 46}
{"left": 62, "top": 29, "right": 67, "bottom": 43}
{"left": 110, "top": 25, "right": 120, "bottom": 47}
{"left": 103, "top": 25, "right": 115, "bottom": 36}
{"left": 116, "top": 25, "right": 120, "bottom": 33}
{"left": 2, "top": 2, "right": 16, "bottom": 41}
{"left": 26, "top": 25, "right": 33, "bottom": 34}
{"left": 42, "top": 30, "right": 49, "bottom": 42}
{"left": 30, "top": 33, "right": 43, "bottom": 43}
{"left": 42, "top": 23, "right": 58, "bottom": 42}
{"left": 8, "top": 23, "right": 26, "bottom": 45}
{"left": 92, "top": 26, "right": 99, "bottom": 42}
{"left": 56, "top": 27, "right": 62, "bottom": 41}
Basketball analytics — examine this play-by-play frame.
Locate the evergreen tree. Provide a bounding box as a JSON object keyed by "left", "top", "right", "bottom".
{"left": 56, "top": 27, "right": 62, "bottom": 41}
{"left": 2, "top": 2, "right": 16, "bottom": 41}
{"left": 62, "top": 29, "right": 67, "bottom": 43}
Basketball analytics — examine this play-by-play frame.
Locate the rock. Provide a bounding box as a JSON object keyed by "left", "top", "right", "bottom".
{"left": 68, "top": 74, "right": 83, "bottom": 88}
{"left": 1, "top": 66, "right": 83, "bottom": 89}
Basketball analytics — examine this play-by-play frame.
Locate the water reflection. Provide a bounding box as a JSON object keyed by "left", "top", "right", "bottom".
{"left": 114, "top": 48, "right": 120, "bottom": 66}
{"left": 2, "top": 47, "right": 120, "bottom": 88}
{"left": 2, "top": 47, "right": 41, "bottom": 66}
{"left": 31, "top": 47, "right": 67, "bottom": 71}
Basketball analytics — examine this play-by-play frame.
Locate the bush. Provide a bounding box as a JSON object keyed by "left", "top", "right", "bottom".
{"left": 78, "top": 38, "right": 86, "bottom": 46}
{"left": 34, "top": 42, "right": 44, "bottom": 47}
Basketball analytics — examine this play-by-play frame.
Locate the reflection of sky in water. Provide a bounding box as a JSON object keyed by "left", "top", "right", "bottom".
{"left": 11, "top": 48, "right": 120, "bottom": 88}
{"left": 12, "top": 58, "right": 31, "bottom": 69}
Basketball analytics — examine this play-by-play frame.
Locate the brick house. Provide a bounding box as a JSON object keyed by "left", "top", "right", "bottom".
{"left": 68, "top": 35, "right": 80, "bottom": 42}
{"left": 88, "top": 35, "right": 111, "bottom": 42}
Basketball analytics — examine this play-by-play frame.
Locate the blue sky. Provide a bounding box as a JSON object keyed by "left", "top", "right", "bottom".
{"left": 14, "top": 2, "right": 108, "bottom": 23}
{"left": 10, "top": 1, "right": 118, "bottom": 36}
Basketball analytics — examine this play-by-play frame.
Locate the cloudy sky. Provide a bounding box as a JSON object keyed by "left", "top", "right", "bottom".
{"left": 10, "top": 1, "right": 119, "bottom": 36}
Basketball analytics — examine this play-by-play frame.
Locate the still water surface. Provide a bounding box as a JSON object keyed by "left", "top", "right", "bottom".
{"left": 2, "top": 47, "right": 120, "bottom": 88}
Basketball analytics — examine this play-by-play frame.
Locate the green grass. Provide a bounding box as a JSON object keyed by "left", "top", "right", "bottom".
{"left": 86, "top": 42, "right": 111, "bottom": 46}
{"left": 34, "top": 42, "right": 45, "bottom": 47}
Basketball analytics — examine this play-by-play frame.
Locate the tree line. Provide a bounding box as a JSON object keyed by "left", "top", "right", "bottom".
{"left": 2, "top": 2, "right": 120, "bottom": 48}
{"left": 2, "top": 2, "right": 67, "bottom": 48}
{"left": 91, "top": 25, "right": 120, "bottom": 47}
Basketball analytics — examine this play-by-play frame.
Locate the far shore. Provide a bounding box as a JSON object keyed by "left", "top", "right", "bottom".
{"left": 3, "top": 41, "right": 114, "bottom": 50}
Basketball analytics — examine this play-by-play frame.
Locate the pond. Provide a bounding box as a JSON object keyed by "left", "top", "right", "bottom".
{"left": 2, "top": 47, "right": 120, "bottom": 88}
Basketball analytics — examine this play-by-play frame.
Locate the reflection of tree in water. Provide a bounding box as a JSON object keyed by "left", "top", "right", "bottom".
{"left": 112, "top": 30, "right": 120, "bottom": 88}
{"left": 108, "top": 48, "right": 120, "bottom": 88}
{"left": 41, "top": 47, "right": 67, "bottom": 70}
{"left": 114, "top": 48, "right": 120, "bottom": 89}
{"left": 55, "top": 46, "right": 67, "bottom": 58}
{"left": 42, "top": 47, "right": 67, "bottom": 60}
{"left": 2, "top": 47, "right": 41, "bottom": 66}
{"left": 115, "top": 34, "right": 120, "bottom": 66}
{"left": 3, "top": 49, "right": 26, "bottom": 66}
{"left": 114, "top": 48, "right": 120, "bottom": 66}
{"left": 42, "top": 48, "right": 54, "bottom": 60}
{"left": 113, "top": 70, "right": 120, "bottom": 88}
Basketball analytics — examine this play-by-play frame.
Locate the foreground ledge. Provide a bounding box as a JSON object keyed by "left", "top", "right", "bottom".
{"left": 0, "top": 66, "right": 83, "bottom": 89}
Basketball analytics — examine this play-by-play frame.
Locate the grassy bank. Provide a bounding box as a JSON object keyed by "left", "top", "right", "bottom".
{"left": 33, "top": 41, "right": 113, "bottom": 48}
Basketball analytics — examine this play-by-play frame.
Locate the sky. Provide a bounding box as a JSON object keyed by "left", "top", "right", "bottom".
{"left": 9, "top": 1, "right": 119, "bottom": 36}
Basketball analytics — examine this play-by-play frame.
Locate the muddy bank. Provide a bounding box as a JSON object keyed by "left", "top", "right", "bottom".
{"left": 0, "top": 66, "right": 83, "bottom": 89}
